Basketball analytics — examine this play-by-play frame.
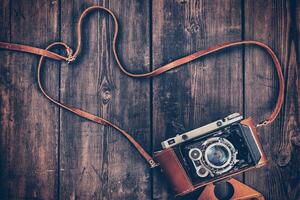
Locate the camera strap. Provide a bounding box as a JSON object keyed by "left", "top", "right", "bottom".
{"left": 0, "top": 6, "right": 284, "bottom": 168}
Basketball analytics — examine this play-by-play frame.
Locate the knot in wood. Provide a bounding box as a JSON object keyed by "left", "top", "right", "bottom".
{"left": 186, "top": 22, "right": 201, "bottom": 34}
{"left": 276, "top": 149, "right": 291, "bottom": 167}
{"left": 291, "top": 135, "right": 300, "bottom": 147}
{"left": 101, "top": 87, "right": 112, "bottom": 104}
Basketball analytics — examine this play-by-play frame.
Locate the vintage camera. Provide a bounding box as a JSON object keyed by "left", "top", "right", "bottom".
{"left": 154, "top": 113, "right": 267, "bottom": 196}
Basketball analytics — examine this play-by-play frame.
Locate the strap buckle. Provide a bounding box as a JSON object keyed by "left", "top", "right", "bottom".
{"left": 256, "top": 120, "right": 269, "bottom": 128}
{"left": 65, "top": 47, "right": 76, "bottom": 63}
{"left": 149, "top": 159, "right": 159, "bottom": 168}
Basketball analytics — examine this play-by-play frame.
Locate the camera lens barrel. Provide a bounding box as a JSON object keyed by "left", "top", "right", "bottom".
{"left": 204, "top": 143, "right": 231, "bottom": 169}
{"left": 188, "top": 137, "right": 239, "bottom": 178}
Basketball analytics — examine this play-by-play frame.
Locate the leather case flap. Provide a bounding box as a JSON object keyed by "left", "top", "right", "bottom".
{"left": 154, "top": 148, "right": 194, "bottom": 196}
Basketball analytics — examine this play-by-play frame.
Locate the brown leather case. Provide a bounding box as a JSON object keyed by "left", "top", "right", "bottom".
{"left": 154, "top": 117, "right": 268, "bottom": 197}
{"left": 154, "top": 148, "right": 195, "bottom": 196}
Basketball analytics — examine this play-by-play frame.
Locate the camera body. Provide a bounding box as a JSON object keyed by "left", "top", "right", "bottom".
{"left": 154, "top": 113, "right": 267, "bottom": 196}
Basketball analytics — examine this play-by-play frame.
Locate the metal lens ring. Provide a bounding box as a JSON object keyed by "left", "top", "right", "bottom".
{"left": 196, "top": 166, "right": 209, "bottom": 177}
{"left": 205, "top": 142, "right": 232, "bottom": 169}
{"left": 189, "top": 148, "right": 202, "bottom": 160}
{"left": 203, "top": 137, "right": 237, "bottom": 172}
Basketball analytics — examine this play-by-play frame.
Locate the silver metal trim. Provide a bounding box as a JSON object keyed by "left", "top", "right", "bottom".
{"left": 204, "top": 141, "right": 232, "bottom": 169}
{"left": 161, "top": 113, "right": 243, "bottom": 149}
{"left": 202, "top": 137, "right": 238, "bottom": 175}
{"left": 196, "top": 166, "right": 209, "bottom": 177}
{"left": 189, "top": 148, "right": 202, "bottom": 161}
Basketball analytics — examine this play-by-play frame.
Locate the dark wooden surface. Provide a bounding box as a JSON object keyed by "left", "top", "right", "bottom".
{"left": 0, "top": 0, "right": 299, "bottom": 200}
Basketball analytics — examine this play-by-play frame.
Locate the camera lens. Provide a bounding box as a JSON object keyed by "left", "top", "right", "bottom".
{"left": 189, "top": 148, "right": 201, "bottom": 160}
{"left": 206, "top": 145, "right": 230, "bottom": 167}
{"left": 202, "top": 137, "right": 237, "bottom": 174}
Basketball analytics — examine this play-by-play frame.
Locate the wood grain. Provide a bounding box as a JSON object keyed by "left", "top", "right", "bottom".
{"left": 100, "top": 0, "right": 151, "bottom": 199}
{"left": 59, "top": 0, "right": 151, "bottom": 199}
{"left": 243, "top": 0, "right": 297, "bottom": 199}
{"left": 0, "top": 0, "right": 59, "bottom": 199}
{"left": 0, "top": 0, "right": 299, "bottom": 200}
{"left": 59, "top": 1, "right": 103, "bottom": 199}
{"left": 151, "top": 0, "right": 243, "bottom": 199}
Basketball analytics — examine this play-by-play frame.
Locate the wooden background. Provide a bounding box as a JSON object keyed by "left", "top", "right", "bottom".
{"left": 0, "top": 0, "right": 299, "bottom": 199}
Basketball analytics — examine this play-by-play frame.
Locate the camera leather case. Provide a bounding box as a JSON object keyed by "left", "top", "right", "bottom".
{"left": 154, "top": 117, "right": 267, "bottom": 196}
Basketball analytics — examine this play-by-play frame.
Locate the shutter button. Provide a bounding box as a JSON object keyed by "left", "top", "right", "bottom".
{"left": 182, "top": 134, "right": 188, "bottom": 140}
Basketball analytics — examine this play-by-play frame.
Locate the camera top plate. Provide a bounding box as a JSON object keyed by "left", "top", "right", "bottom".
{"left": 161, "top": 113, "right": 243, "bottom": 149}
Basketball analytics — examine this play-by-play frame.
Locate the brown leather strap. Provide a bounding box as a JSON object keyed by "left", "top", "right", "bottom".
{"left": 35, "top": 42, "right": 157, "bottom": 168}
{"left": 59, "top": 6, "right": 285, "bottom": 126}
{"left": 0, "top": 6, "right": 284, "bottom": 168}
{"left": 0, "top": 41, "right": 74, "bottom": 61}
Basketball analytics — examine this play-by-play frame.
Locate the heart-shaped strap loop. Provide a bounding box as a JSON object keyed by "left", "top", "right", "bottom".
{"left": 37, "top": 42, "right": 158, "bottom": 168}
{"left": 0, "top": 6, "right": 285, "bottom": 168}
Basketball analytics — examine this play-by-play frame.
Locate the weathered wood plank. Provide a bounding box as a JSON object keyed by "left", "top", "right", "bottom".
{"left": 284, "top": 2, "right": 300, "bottom": 199}
{"left": 0, "top": 0, "right": 59, "bottom": 199}
{"left": 280, "top": 40, "right": 300, "bottom": 200}
{"left": 151, "top": 0, "right": 243, "bottom": 199}
{"left": 59, "top": 0, "right": 103, "bottom": 199}
{"left": 59, "top": 0, "right": 151, "bottom": 199}
{"left": 0, "top": 0, "right": 13, "bottom": 198}
{"left": 244, "top": 0, "right": 293, "bottom": 199}
{"left": 103, "top": 0, "right": 151, "bottom": 199}
{"left": 59, "top": 1, "right": 108, "bottom": 199}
